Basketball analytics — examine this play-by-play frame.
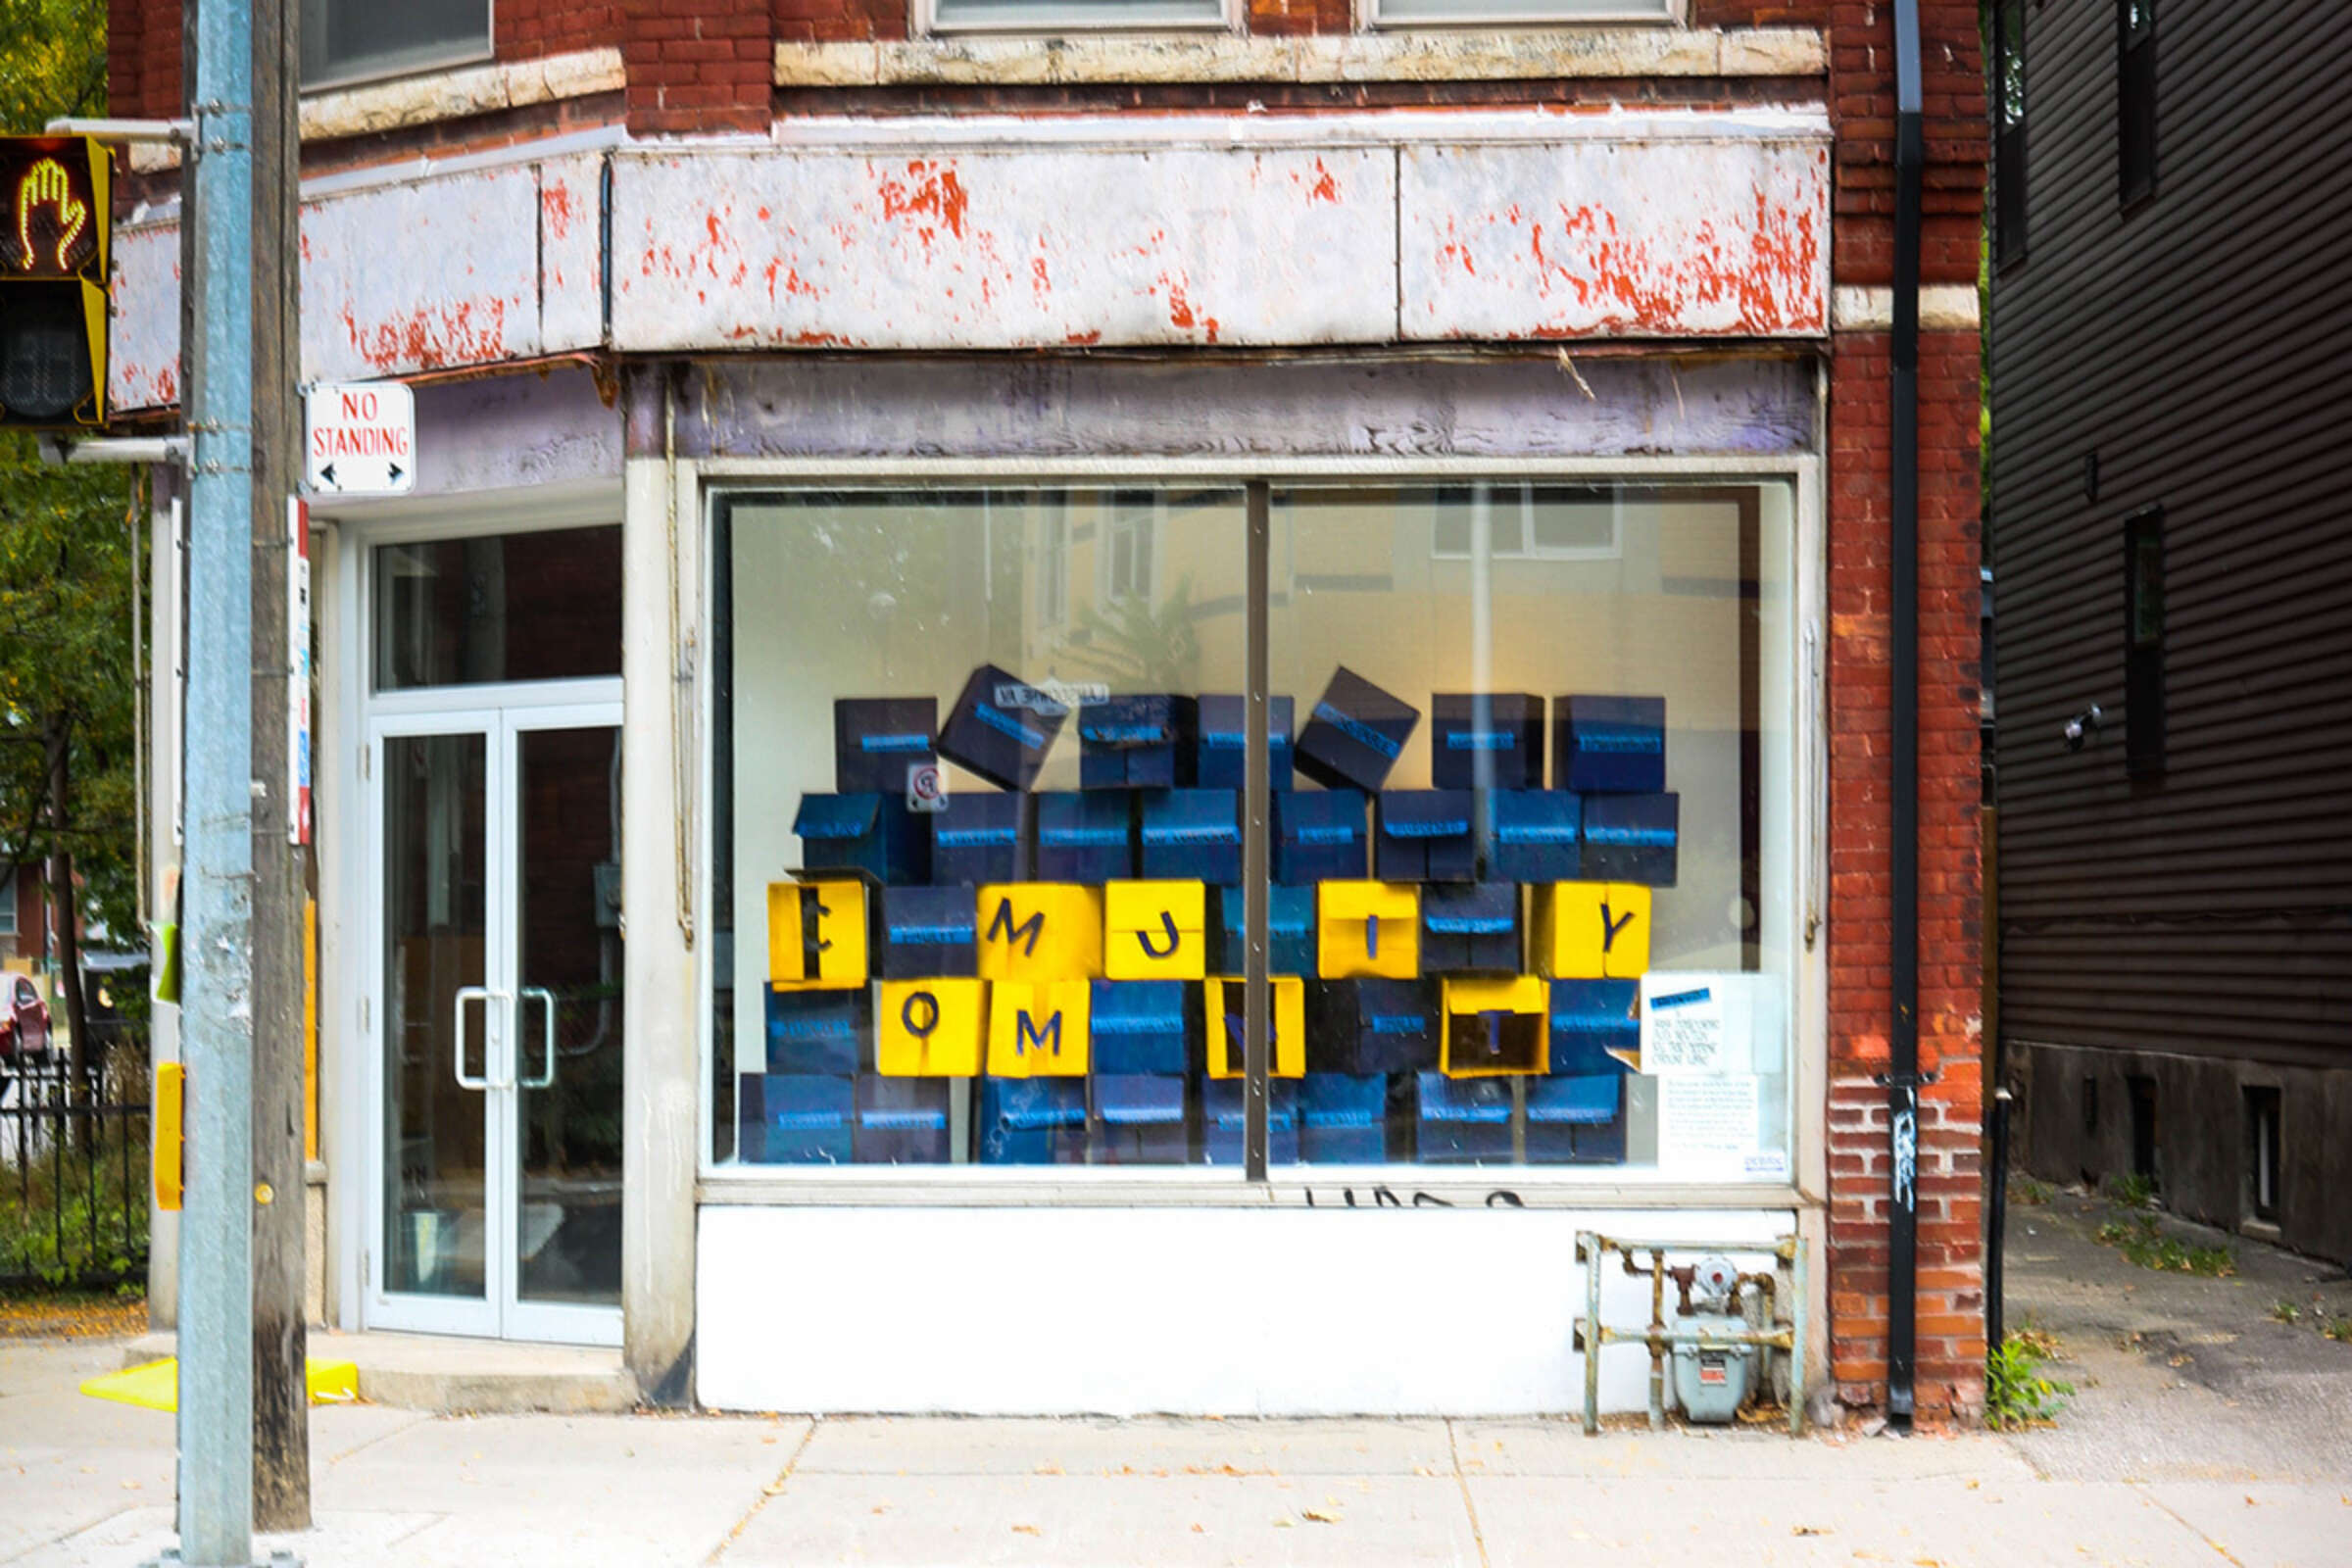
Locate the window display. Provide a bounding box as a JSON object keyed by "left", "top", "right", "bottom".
{"left": 710, "top": 481, "right": 1796, "bottom": 1179}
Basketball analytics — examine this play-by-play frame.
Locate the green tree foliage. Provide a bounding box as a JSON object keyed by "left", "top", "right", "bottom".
{"left": 1, "top": 0, "right": 139, "bottom": 1072}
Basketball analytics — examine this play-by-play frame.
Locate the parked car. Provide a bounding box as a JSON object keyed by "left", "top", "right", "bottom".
{"left": 0, "top": 973, "right": 52, "bottom": 1067}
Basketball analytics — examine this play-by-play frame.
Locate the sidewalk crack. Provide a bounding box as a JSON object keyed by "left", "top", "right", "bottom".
{"left": 1446, "top": 1419, "right": 1493, "bottom": 1568}
{"left": 2135, "top": 1483, "right": 2247, "bottom": 1567}
{"left": 707, "top": 1418, "right": 819, "bottom": 1565}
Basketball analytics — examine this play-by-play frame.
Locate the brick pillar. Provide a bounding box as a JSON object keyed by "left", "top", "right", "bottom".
{"left": 1822, "top": 0, "right": 1988, "bottom": 1425}
{"left": 623, "top": 0, "right": 773, "bottom": 137}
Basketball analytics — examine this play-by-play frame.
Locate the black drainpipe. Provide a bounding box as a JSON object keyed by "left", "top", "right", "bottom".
{"left": 1885, "top": 0, "right": 1927, "bottom": 1433}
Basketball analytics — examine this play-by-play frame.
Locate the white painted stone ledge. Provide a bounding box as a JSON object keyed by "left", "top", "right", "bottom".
{"left": 1832, "top": 284, "right": 1981, "bottom": 332}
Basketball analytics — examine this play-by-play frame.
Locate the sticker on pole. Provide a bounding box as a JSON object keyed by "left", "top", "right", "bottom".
{"left": 906, "top": 762, "right": 949, "bottom": 814}
{"left": 305, "top": 382, "right": 415, "bottom": 496}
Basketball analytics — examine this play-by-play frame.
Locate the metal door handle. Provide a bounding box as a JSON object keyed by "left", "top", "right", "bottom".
{"left": 518, "top": 987, "right": 557, "bottom": 1089}
{"left": 453, "top": 985, "right": 493, "bottom": 1090}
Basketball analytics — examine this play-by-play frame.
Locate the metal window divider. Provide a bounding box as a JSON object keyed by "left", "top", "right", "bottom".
{"left": 1243, "top": 480, "right": 1271, "bottom": 1180}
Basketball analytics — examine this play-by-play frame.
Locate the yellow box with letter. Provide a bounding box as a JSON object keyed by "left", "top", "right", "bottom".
{"left": 1102, "top": 879, "right": 1208, "bottom": 981}
{"left": 988, "top": 981, "right": 1092, "bottom": 1076}
{"left": 976, "top": 883, "right": 1104, "bottom": 981}
{"left": 1202, "top": 976, "right": 1306, "bottom": 1078}
{"left": 876, "top": 978, "right": 987, "bottom": 1077}
{"left": 1317, "top": 881, "right": 1421, "bottom": 979}
{"left": 1531, "top": 882, "right": 1651, "bottom": 980}
{"left": 1441, "top": 975, "right": 1550, "bottom": 1076}
{"left": 766, "top": 878, "right": 869, "bottom": 990}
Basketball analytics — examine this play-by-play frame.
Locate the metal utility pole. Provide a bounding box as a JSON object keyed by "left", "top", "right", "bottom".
{"left": 247, "top": 0, "right": 311, "bottom": 1530}
{"left": 173, "top": 0, "right": 261, "bottom": 1559}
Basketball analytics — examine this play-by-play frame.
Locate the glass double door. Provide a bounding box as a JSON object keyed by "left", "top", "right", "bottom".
{"left": 369, "top": 700, "right": 624, "bottom": 1344}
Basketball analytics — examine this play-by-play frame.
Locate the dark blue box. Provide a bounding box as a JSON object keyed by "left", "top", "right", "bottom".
{"left": 1432, "top": 693, "right": 1544, "bottom": 791}
{"left": 1526, "top": 1073, "right": 1625, "bottom": 1164}
{"left": 929, "top": 792, "right": 1030, "bottom": 886}
{"left": 1421, "top": 881, "right": 1522, "bottom": 974}
{"left": 1272, "top": 788, "right": 1367, "bottom": 884}
{"left": 938, "top": 664, "right": 1067, "bottom": 792}
{"left": 1298, "top": 1073, "right": 1389, "bottom": 1163}
{"left": 1033, "top": 790, "right": 1136, "bottom": 883}
{"left": 1078, "top": 695, "right": 1197, "bottom": 790}
{"left": 1548, "top": 979, "right": 1640, "bottom": 1076}
{"left": 1581, "top": 792, "right": 1679, "bottom": 886}
{"left": 878, "top": 886, "right": 978, "bottom": 979}
{"left": 1213, "top": 884, "right": 1317, "bottom": 976}
{"left": 1195, "top": 695, "right": 1294, "bottom": 791}
{"left": 855, "top": 1075, "right": 953, "bottom": 1164}
{"left": 1306, "top": 978, "right": 1440, "bottom": 1073}
{"left": 978, "top": 1078, "right": 1088, "bottom": 1165}
{"left": 1090, "top": 980, "right": 1192, "bottom": 1074}
{"left": 1091, "top": 1074, "right": 1189, "bottom": 1163}
{"left": 793, "top": 792, "right": 930, "bottom": 886}
{"left": 1556, "top": 695, "right": 1667, "bottom": 795}
{"left": 1204, "top": 1078, "right": 1298, "bottom": 1166}
{"left": 833, "top": 698, "right": 939, "bottom": 795}
{"left": 1481, "top": 790, "right": 1582, "bottom": 884}
{"left": 1296, "top": 667, "right": 1420, "bottom": 793}
{"left": 1414, "top": 1073, "right": 1513, "bottom": 1164}
{"left": 765, "top": 987, "right": 870, "bottom": 1076}
{"left": 757, "top": 1073, "right": 855, "bottom": 1165}
{"left": 1375, "top": 790, "right": 1477, "bottom": 883}
{"left": 736, "top": 1074, "right": 768, "bottom": 1163}
{"left": 1139, "top": 789, "right": 1241, "bottom": 885}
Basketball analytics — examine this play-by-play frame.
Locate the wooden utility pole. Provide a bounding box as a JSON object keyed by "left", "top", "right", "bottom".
{"left": 246, "top": 0, "right": 311, "bottom": 1529}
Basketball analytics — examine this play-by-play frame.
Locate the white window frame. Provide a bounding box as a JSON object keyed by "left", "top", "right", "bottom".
{"left": 1100, "top": 489, "right": 1161, "bottom": 604}
{"left": 1427, "top": 481, "right": 1624, "bottom": 564}
{"left": 919, "top": 0, "right": 1238, "bottom": 38}
{"left": 300, "top": 0, "right": 498, "bottom": 95}
{"left": 1365, "top": 0, "right": 1680, "bottom": 29}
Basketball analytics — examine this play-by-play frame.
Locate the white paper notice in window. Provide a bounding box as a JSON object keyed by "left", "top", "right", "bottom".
{"left": 1657, "top": 1074, "right": 1784, "bottom": 1181}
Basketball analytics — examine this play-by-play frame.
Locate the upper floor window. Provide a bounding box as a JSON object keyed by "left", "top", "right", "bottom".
{"left": 1372, "top": 0, "right": 1673, "bottom": 22}
{"left": 301, "top": 0, "right": 493, "bottom": 91}
{"left": 1992, "top": 0, "right": 2027, "bottom": 268}
{"left": 2117, "top": 0, "right": 2158, "bottom": 209}
{"left": 2124, "top": 507, "right": 2165, "bottom": 776}
{"left": 929, "top": 0, "right": 1228, "bottom": 31}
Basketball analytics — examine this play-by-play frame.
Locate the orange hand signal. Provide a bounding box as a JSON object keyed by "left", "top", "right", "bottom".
{"left": 17, "top": 158, "right": 89, "bottom": 271}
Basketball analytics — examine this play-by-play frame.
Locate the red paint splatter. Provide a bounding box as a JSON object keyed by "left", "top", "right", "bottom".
{"left": 1437, "top": 218, "right": 1477, "bottom": 278}
{"left": 1510, "top": 180, "right": 1824, "bottom": 337}
{"left": 791, "top": 329, "right": 848, "bottom": 347}
{"left": 1307, "top": 159, "right": 1339, "bottom": 204}
{"left": 542, "top": 180, "right": 576, "bottom": 241}
{"left": 1031, "top": 255, "right": 1052, "bottom": 299}
{"left": 761, "top": 258, "right": 818, "bottom": 303}
{"left": 1064, "top": 329, "right": 1102, "bottom": 346}
{"left": 876, "top": 160, "right": 970, "bottom": 245}
{"left": 340, "top": 297, "right": 510, "bottom": 372}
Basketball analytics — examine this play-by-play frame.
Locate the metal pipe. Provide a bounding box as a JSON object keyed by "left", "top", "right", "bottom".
{"left": 1885, "top": 0, "right": 1927, "bottom": 1436}
{"left": 176, "top": 0, "right": 258, "bottom": 1557}
{"left": 1986, "top": 1086, "right": 2013, "bottom": 1351}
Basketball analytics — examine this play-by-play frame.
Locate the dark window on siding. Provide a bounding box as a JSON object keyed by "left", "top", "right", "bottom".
{"left": 2124, "top": 509, "right": 2166, "bottom": 775}
{"left": 301, "top": 0, "right": 492, "bottom": 91}
{"left": 1993, "top": 0, "right": 2028, "bottom": 267}
{"left": 2118, "top": 1, "right": 2159, "bottom": 209}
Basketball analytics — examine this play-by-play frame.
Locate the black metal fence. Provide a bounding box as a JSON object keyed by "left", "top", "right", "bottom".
{"left": 1, "top": 1022, "right": 152, "bottom": 1291}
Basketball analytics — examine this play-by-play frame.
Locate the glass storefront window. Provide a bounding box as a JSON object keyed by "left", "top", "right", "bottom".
{"left": 710, "top": 479, "right": 1798, "bottom": 1180}
{"left": 374, "top": 526, "right": 623, "bottom": 692}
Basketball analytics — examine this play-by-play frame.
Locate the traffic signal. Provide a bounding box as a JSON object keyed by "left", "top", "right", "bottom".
{"left": 0, "top": 136, "right": 110, "bottom": 430}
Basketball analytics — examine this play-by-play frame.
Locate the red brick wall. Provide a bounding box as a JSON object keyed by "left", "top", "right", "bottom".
{"left": 1821, "top": 0, "right": 1987, "bottom": 1426}
{"left": 506, "top": 0, "right": 622, "bottom": 61}
{"left": 773, "top": 0, "right": 905, "bottom": 44}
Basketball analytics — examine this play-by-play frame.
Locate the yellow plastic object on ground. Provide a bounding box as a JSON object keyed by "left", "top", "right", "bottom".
{"left": 80, "top": 1356, "right": 360, "bottom": 1412}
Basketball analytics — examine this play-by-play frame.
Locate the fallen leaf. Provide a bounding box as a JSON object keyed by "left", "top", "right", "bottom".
{"left": 1190, "top": 1524, "right": 1205, "bottom": 1534}
{"left": 762, "top": 1481, "right": 789, "bottom": 1496}
{"left": 1273, "top": 1518, "right": 1294, "bottom": 1529}
{"left": 1034, "top": 1463, "right": 1063, "bottom": 1475}
{"left": 1011, "top": 1524, "right": 1041, "bottom": 1537}
{"left": 870, "top": 1507, "right": 887, "bottom": 1516}
{"left": 1966, "top": 1481, "right": 1981, "bottom": 1491}
{"left": 1791, "top": 1525, "right": 1829, "bottom": 1537}
{"left": 1303, "top": 1509, "right": 1341, "bottom": 1524}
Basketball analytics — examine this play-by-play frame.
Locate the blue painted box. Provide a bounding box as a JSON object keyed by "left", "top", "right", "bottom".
{"left": 855, "top": 1075, "right": 953, "bottom": 1164}
{"left": 938, "top": 663, "right": 1067, "bottom": 792}
{"left": 878, "top": 886, "right": 978, "bottom": 979}
{"left": 765, "top": 987, "right": 870, "bottom": 1076}
{"left": 1555, "top": 695, "right": 1667, "bottom": 795}
{"left": 833, "top": 698, "right": 938, "bottom": 795}
{"left": 1298, "top": 1072, "right": 1389, "bottom": 1163}
{"left": 1421, "top": 881, "right": 1522, "bottom": 973}
{"left": 1375, "top": 790, "right": 1478, "bottom": 883}
{"left": 1414, "top": 1073, "right": 1513, "bottom": 1163}
{"left": 1431, "top": 693, "right": 1545, "bottom": 790}
{"left": 793, "top": 792, "right": 929, "bottom": 886}
{"left": 1091, "top": 1074, "right": 1190, "bottom": 1163}
{"left": 1526, "top": 1073, "right": 1625, "bottom": 1164}
{"left": 1306, "top": 977, "right": 1440, "bottom": 1074}
{"left": 756, "top": 1073, "right": 855, "bottom": 1165}
{"left": 978, "top": 1078, "right": 1088, "bottom": 1165}
{"left": 1139, "top": 789, "right": 1241, "bottom": 885}
{"left": 1295, "top": 667, "right": 1420, "bottom": 794}
{"left": 1581, "top": 792, "right": 1680, "bottom": 886}
{"left": 1195, "top": 695, "right": 1295, "bottom": 792}
{"left": 1212, "top": 884, "right": 1318, "bottom": 976}
{"left": 1481, "top": 790, "right": 1583, "bottom": 883}
{"left": 1204, "top": 1078, "right": 1299, "bottom": 1166}
{"left": 1078, "top": 695, "right": 1197, "bottom": 790}
{"left": 1548, "top": 979, "right": 1640, "bottom": 1076}
{"left": 1033, "top": 790, "right": 1137, "bottom": 883}
{"left": 1272, "top": 788, "right": 1368, "bottom": 884}
{"left": 1090, "top": 980, "right": 1192, "bottom": 1074}
{"left": 929, "top": 792, "right": 1030, "bottom": 886}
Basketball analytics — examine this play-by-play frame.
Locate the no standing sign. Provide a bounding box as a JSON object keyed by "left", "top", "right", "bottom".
{"left": 305, "top": 381, "right": 415, "bottom": 495}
